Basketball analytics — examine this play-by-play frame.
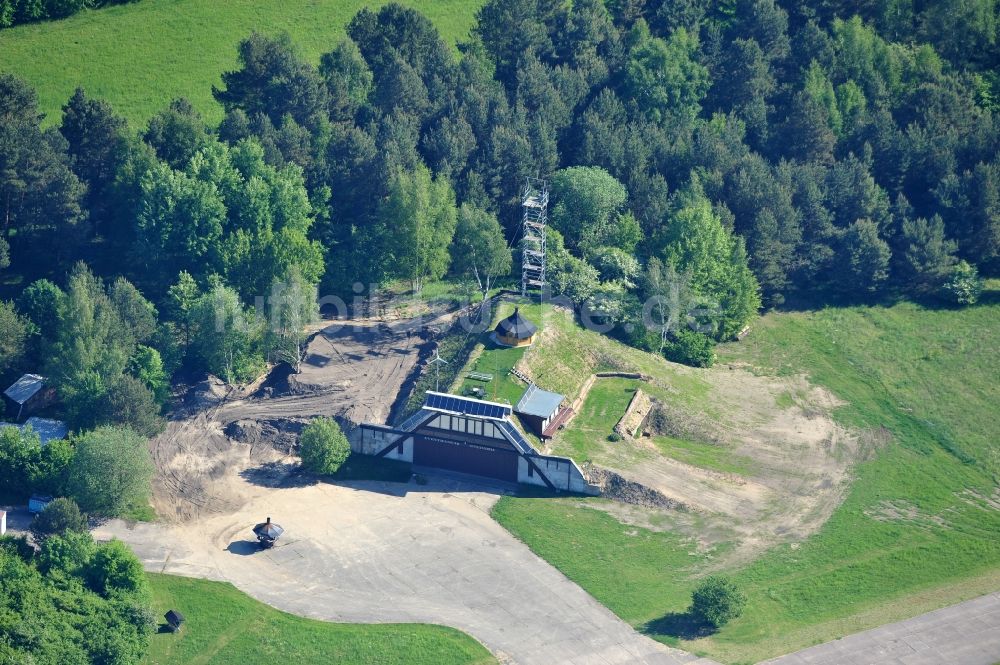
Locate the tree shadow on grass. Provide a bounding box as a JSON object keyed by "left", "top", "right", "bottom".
{"left": 643, "top": 611, "right": 717, "bottom": 641}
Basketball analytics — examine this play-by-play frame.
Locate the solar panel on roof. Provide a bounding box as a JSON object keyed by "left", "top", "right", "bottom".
{"left": 495, "top": 420, "right": 534, "bottom": 454}
{"left": 424, "top": 392, "right": 511, "bottom": 420}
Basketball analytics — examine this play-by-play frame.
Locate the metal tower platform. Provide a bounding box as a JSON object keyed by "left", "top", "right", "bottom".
{"left": 521, "top": 178, "right": 549, "bottom": 296}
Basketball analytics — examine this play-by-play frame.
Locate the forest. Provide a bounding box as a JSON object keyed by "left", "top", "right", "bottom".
{"left": 1, "top": 0, "right": 998, "bottom": 437}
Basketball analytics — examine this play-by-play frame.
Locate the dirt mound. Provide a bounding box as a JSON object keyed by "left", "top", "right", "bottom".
{"left": 185, "top": 375, "right": 229, "bottom": 409}
{"left": 585, "top": 465, "right": 686, "bottom": 511}
{"left": 224, "top": 418, "right": 307, "bottom": 454}
{"left": 645, "top": 398, "right": 724, "bottom": 445}
{"left": 251, "top": 363, "right": 296, "bottom": 398}
{"left": 149, "top": 313, "right": 460, "bottom": 522}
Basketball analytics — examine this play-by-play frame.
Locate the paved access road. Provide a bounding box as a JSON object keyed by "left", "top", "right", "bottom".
{"left": 95, "top": 477, "right": 718, "bottom": 665}
{"left": 766, "top": 590, "right": 1000, "bottom": 665}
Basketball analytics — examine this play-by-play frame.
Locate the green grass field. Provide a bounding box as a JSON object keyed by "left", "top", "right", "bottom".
{"left": 491, "top": 497, "right": 704, "bottom": 630}
{"left": 495, "top": 289, "right": 1000, "bottom": 663}
{"left": 0, "top": 0, "right": 483, "bottom": 127}
{"left": 146, "top": 573, "right": 495, "bottom": 665}
{"left": 649, "top": 434, "right": 755, "bottom": 476}
{"left": 556, "top": 377, "right": 637, "bottom": 460}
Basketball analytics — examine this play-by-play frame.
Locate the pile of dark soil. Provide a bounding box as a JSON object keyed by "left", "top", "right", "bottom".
{"left": 184, "top": 375, "right": 228, "bottom": 409}
{"left": 584, "top": 465, "right": 686, "bottom": 511}
{"left": 251, "top": 363, "right": 296, "bottom": 398}
{"left": 225, "top": 418, "right": 308, "bottom": 454}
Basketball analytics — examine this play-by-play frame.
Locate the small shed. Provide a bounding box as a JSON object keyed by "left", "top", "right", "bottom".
{"left": 164, "top": 609, "right": 185, "bottom": 632}
{"left": 495, "top": 307, "right": 537, "bottom": 347}
{"left": 252, "top": 516, "right": 283, "bottom": 548}
{"left": 0, "top": 510, "right": 6, "bottom": 536}
{"left": 515, "top": 383, "right": 568, "bottom": 438}
{"left": 3, "top": 374, "right": 50, "bottom": 421}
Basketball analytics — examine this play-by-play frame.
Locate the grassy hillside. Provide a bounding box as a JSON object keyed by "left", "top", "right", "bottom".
{"left": 452, "top": 300, "right": 547, "bottom": 405}
{"left": 0, "top": 0, "right": 482, "bottom": 127}
{"left": 494, "top": 288, "right": 1000, "bottom": 663}
{"left": 146, "top": 573, "right": 495, "bottom": 665}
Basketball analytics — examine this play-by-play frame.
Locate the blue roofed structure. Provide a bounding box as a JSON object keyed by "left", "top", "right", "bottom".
{"left": 0, "top": 417, "right": 68, "bottom": 446}
{"left": 515, "top": 383, "right": 564, "bottom": 419}
{"left": 515, "top": 383, "right": 569, "bottom": 439}
{"left": 24, "top": 418, "right": 69, "bottom": 446}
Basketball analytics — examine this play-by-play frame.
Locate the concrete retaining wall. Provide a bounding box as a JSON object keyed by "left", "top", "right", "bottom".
{"left": 355, "top": 426, "right": 414, "bottom": 463}
{"left": 518, "top": 454, "right": 600, "bottom": 495}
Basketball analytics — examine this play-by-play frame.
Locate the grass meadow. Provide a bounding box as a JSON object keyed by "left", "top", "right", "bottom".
{"left": 556, "top": 377, "right": 637, "bottom": 459}
{"left": 0, "top": 0, "right": 483, "bottom": 127}
{"left": 146, "top": 573, "right": 495, "bottom": 665}
{"left": 495, "top": 286, "right": 1000, "bottom": 663}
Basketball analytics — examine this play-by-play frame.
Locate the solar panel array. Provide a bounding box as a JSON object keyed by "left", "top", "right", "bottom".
{"left": 495, "top": 420, "right": 535, "bottom": 454}
{"left": 424, "top": 392, "right": 512, "bottom": 420}
{"left": 398, "top": 408, "right": 434, "bottom": 432}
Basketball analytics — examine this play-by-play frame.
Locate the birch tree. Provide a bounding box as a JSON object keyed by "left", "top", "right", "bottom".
{"left": 449, "top": 203, "right": 511, "bottom": 299}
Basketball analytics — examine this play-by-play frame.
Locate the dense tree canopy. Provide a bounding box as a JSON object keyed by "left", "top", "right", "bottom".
{"left": 0, "top": 531, "right": 154, "bottom": 665}
{"left": 0, "top": 0, "right": 996, "bottom": 389}
{"left": 654, "top": 181, "right": 762, "bottom": 339}
{"left": 449, "top": 203, "right": 512, "bottom": 296}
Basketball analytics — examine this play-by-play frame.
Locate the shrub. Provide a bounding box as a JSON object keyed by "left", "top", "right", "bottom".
{"left": 39, "top": 530, "right": 95, "bottom": 576}
{"left": 608, "top": 431, "right": 623, "bottom": 442}
{"left": 68, "top": 426, "right": 154, "bottom": 516}
{"left": 0, "top": 534, "right": 35, "bottom": 560}
{"left": 941, "top": 260, "right": 983, "bottom": 306}
{"left": 0, "top": 425, "right": 42, "bottom": 497}
{"left": 663, "top": 329, "right": 717, "bottom": 368}
{"left": 299, "top": 417, "right": 350, "bottom": 474}
{"left": 87, "top": 539, "right": 149, "bottom": 597}
{"left": 689, "top": 575, "right": 746, "bottom": 629}
{"left": 31, "top": 497, "right": 88, "bottom": 541}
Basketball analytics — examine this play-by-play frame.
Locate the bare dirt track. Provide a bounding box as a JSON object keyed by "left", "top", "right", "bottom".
{"left": 619, "top": 371, "right": 859, "bottom": 562}
{"left": 151, "top": 317, "right": 437, "bottom": 522}
{"left": 524, "top": 312, "right": 864, "bottom": 563}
